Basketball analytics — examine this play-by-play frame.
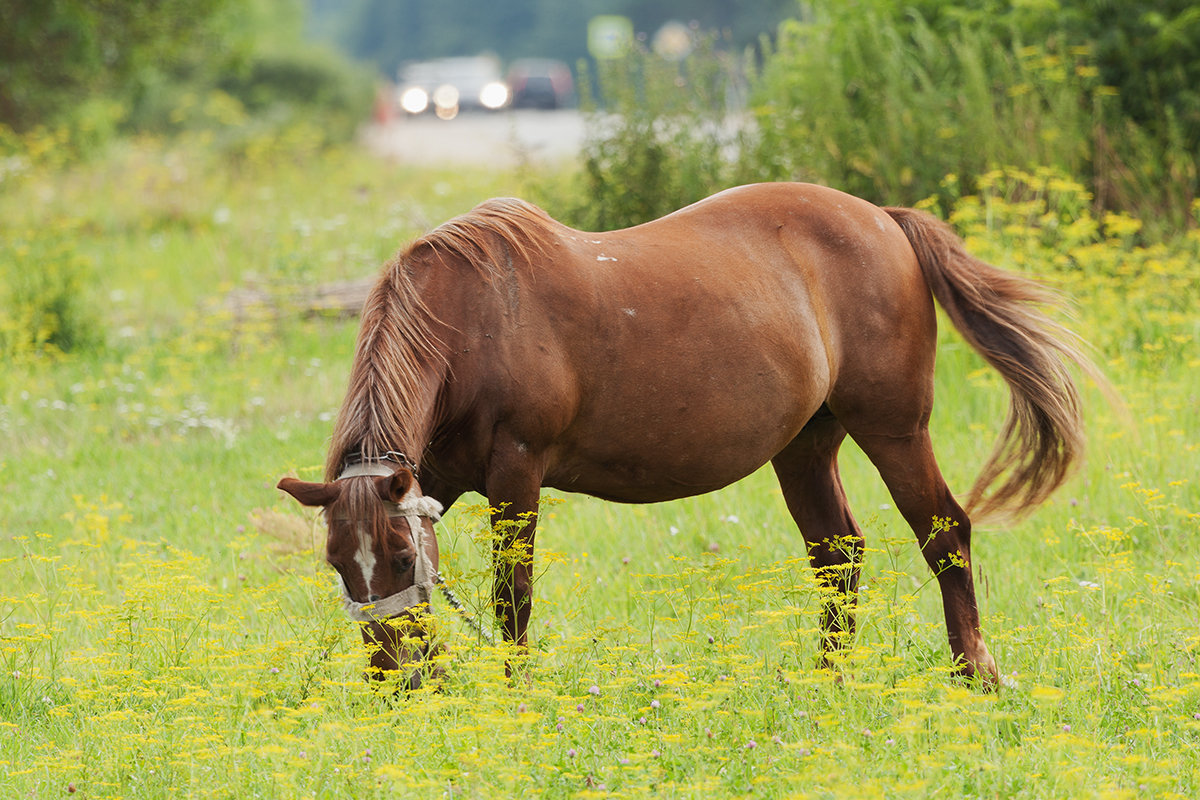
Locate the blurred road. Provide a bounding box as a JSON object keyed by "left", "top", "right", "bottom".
{"left": 361, "top": 110, "right": 587, "bottom": 167}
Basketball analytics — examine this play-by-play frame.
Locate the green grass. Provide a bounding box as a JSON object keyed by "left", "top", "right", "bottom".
{"left": 2, "top": 144, "right": 1199, "bottom": 798}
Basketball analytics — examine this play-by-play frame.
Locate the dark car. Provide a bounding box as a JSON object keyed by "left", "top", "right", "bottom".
{"left": 507, "top": 59, "right": 574, "bottom": 110}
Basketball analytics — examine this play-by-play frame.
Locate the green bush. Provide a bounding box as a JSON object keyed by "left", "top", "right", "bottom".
{"left": 1, "top": 0, "right": 373, "bottom": 167}
{"left": 1, "top": 226, "right": 99, "bottom": 360}
{"left": 749, "top": 0, "right": 1198, "bottom": 233}
{"left": 125, "top": 46, "right": 374, "bottom": 150}
{"left": 562, "top": 4, "right": 1196, "bottom": 236}
{"left": 0, "top": 0, "right": 234, "bottom": 135}
{"left": 216, "top": 47, "right": 374, "bottom": 146}
{"left": 557, "top": 33, "right": 755, "bottom": 231}
{"left": 749, "top": 8, "right": 1102, "bottom": 213}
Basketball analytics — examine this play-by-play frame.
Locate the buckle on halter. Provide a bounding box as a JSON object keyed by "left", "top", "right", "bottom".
{"left": 343, "top": 450, "right": 419, "bottom": 477}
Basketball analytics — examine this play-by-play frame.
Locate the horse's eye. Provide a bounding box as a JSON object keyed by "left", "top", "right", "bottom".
{"left": 392, "top": 550, "right": 415, "bottom": 572}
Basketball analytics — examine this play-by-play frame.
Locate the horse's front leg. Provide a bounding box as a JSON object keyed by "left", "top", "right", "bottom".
{"left": 485, "top": 456, "right": 543, "bottom": 656}
{"left": 489, "top": 497, "right": 538, "bottom": 650}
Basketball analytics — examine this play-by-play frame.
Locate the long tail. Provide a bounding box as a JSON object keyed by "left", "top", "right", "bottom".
{"left": 884, "top": 206, "right": 1100, "bottom": 521}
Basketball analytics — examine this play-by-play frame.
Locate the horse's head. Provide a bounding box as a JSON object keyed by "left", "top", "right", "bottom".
{"left": 277, "top": 461, "right": 444, "bottom": 688}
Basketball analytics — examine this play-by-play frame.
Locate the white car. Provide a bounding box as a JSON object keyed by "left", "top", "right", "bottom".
{"left": 397, "top": 56, "right": 510, "bottom": 119}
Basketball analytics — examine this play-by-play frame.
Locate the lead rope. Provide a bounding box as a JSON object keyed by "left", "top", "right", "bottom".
{"left": 330, "top": 462, "right": 497, "bottom": 645}
{"left": 437, "top": 582, "right": 496, "bottom": 645}
{"left": 411, "top": 506, "right": 496, "bottom": 646}
{"left": 405, "top": 511, "right": 497, "bottom": 645}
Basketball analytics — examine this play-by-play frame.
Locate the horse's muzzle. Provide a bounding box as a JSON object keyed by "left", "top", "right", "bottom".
{"left": 361, "top": 618, "right": 444, "bottom": 689}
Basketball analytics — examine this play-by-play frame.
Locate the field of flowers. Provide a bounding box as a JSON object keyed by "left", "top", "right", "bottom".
{"left": 2, "top": 142, "right": 1200, "bottom": 798}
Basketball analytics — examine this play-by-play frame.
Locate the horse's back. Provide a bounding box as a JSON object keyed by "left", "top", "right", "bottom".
{"left": 564, "top": 182, "right": 929, "bottom": 327}
{"left": 547, "top": 182, "right": 934, "bottom": 398}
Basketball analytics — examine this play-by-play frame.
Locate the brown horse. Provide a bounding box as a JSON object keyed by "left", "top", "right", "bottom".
{"left": 278, "top": 182, "right": 1096, "bottom": 687}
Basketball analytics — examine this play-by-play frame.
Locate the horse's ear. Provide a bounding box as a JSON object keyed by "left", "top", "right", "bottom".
{"left": 375, "top": 469, "right": 414, "bottom": 504}
{"left": 277, "top": 477, "right": 341, "bottom": 508}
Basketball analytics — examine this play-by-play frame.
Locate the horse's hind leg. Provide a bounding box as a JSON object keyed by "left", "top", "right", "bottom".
{"left": 847, "top": 423, "right": 999, "bottom": 686}
{"left": 771, "top": 408, "right": 865, "bottom": 672}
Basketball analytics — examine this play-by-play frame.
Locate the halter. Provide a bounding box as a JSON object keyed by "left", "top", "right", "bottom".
{"left": 332, "top": 459, "right": 496, "bottom": 644}
{"left": 334, "top": 458, "right": 442, "bottom": 623}
{"left": 341, "top": 450, "right": 420, "bottom": 478}
{"left": 336, "top": 494, "right": 444, "bottom": 623}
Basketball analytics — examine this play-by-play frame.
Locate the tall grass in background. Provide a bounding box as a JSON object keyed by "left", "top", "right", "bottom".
{"left": 549, "top": 32, "right": 756, "bottom": 231}
{"left": 572, "top": 5, "right": 1196, "bottom": 236}
{"left": 751, "top": 10, "right": 1102, "bottom": 214}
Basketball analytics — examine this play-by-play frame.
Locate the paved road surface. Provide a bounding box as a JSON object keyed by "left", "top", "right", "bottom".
{"left": 361, "top": 110, "right": 587, "bottom": 167}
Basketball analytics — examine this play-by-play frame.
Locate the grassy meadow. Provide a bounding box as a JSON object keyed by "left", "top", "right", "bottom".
{"left": 3, "top": 139, "right": 1200, "bottom": 798}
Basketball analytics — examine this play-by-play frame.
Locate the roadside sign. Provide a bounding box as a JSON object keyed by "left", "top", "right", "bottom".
{"left": 588, "top": 15, "right": 634, "bottom": 60}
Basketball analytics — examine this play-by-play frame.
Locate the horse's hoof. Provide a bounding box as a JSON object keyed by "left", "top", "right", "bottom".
{"left": 815, "top": 654, "right": 849, "bottom": 685}
{"left": 953, "top": 651, "right": 1000, "bottom": 691}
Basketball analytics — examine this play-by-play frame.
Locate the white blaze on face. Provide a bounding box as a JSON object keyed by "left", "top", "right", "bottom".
{"left": 352, "top": 523, "right": 377, "bottom": 596}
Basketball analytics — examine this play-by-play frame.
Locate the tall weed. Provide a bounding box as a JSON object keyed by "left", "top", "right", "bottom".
{"left": 750, "top": 10, "right": 1102, "bottom": 213}
{"left": 555, "top": 32, "right": 754, "bottom": 230}
{"left": 0, "top": 224, "right": 99, "bottom": 360}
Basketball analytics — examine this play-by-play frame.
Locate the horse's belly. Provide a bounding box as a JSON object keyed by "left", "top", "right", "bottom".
{"left": 533, "top": 229, "right": 836, "bottom": 503}
{"left": 545, "top": 359, "right": 825, "bottom": 503}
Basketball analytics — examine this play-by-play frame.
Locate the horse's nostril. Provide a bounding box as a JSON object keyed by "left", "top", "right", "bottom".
{"left": 369, "top": 594, "right": 380, "bottom": 602}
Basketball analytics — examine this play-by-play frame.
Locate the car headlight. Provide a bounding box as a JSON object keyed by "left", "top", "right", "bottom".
{"left": 479, "top": 81, "right": 509, "bottom": 110}
{"left": 432, "top": 84, "right": 460, "bottom": 111}
{"left": 399, "top": 87, "right": 428, "bottom": 114}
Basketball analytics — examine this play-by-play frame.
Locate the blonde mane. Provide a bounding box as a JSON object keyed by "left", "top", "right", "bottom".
{"left": 413, "top": 197, "right": 556, "bottom": 277}
{"left": 324, "top": 197, "right": 555, "bottom": 481}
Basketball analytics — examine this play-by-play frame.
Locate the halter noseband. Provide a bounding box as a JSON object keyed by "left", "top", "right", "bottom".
{"left": 334, "top": 458, "right": 442, "bottom": 623}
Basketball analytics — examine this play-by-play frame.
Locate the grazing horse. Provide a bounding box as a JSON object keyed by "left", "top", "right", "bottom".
{"left": 278, "top": 182, "right": 1096, "bottom": 688}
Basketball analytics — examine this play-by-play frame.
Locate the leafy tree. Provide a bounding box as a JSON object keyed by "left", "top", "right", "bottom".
{"left": 1, "top": 0, "right": 374, "bottom": 152}
{"left": 0, "top": 0, "right": 237, "bottom": 132}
